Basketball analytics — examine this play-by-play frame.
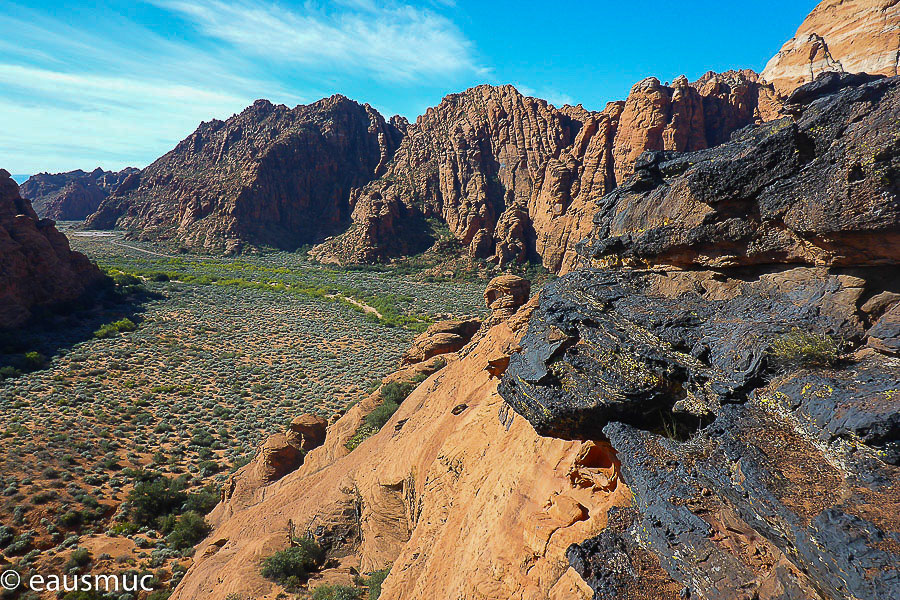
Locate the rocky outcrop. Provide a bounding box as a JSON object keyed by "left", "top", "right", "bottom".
{"left": 313, "top": 75, "right": 782, "bottom": 272}
{"left": 0, "top": 169, "right": 106, "bottom": 329}
{"left": 583, "top": 74, "right": 900, "bottom": 270}
{"left": 762, "top": 0, "right": 900, "bottom": 95}
{"left": 84, "top": 96, "right": 404, "bottom": 253}
{"left": 500, "top": 76, "right": 900, "bottom": 599}
{"left": 400, "top": 318, "right": 481, "bottom": 366}
{"left": 20, "top": 167, "right": 138, "bottom": 220}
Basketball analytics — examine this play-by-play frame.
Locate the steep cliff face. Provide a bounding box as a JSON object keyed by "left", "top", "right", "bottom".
{"left": 762, "top": 0, "right": 900, "bottom": 95}
{"left": 0, "top": 169, "right": 105, "bottom": 329}
{"left": 84, "top": 96, "right": 404, "bottom": 253}
{"left": 501, "top": 75, "right": 900, "bottom": 600}
{"left": 313, "top": 74, "right": 781, "bottom": 272}
{"left": 19, "top": 167, "right": 138, "bottom": 219}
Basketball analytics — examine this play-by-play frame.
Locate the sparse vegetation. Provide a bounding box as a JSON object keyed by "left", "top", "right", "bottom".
{"left": 0, "top": 230, "right": 485, "bottom": 588}
{"left": 312, "top": 584, "right": 364, "bottom": 600}
{"left": 260, "top": 537, "right": 326, "bottom": 590}
{"left": 769, "top": 328, "right": 840, "bottom": 368}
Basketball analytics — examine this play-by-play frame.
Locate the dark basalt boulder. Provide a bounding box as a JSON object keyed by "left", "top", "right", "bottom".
{"left": 582, "top": 76, "right": 900, "bottom": 270}
{"left": 498, "top": 267, "right": 879, "bottom": 439}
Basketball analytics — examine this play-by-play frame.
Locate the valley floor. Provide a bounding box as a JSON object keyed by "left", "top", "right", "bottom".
{"left": 0, "top": 229, "right": 487, "bottom": 598}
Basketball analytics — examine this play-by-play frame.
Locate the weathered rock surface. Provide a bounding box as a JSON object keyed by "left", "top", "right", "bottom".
{"left": 399, "top": 318, "right": 481, "bottom": 366}
{"left": 313, "top": 76, "right": 781, "bottom": 272}
{"left": 583, "top": 75, "right": 900, "bottom": 270}
{"left": 20, "top": 167, "right": 138, "bottom": 219}
{"left": 763, "top": 0, "right": 900, "bottom": 95}
{"left": 0, "top": 169, "right": 106, "bottom": 329}
{"left": 85, "top": 96, "right": 403, "bottom": 253}
{"left": 501, "top": 76, "right": 900, "bottom": 599}
{"left": 173, "top": 295, "right": 633, "bottom": 600}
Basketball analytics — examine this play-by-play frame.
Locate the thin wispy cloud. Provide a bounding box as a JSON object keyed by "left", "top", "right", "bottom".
{"left": 0, "top": 0, "right": 484, "bottom": 173}
{"left": 153, "top": 0, "right": 483, "bottom": 81}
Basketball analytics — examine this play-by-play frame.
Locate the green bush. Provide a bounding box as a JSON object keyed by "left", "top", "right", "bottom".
{"left": 364, "top": 401, "right": 399, "bottom": 430}
{"left": 65, "top": 547, "right": 92, "bottom": 572}
{"left": 379, "top": 381, "right": 416, "bottom": 405}
{"left": 0, "top": 366, "right": 21, "bottom": 380}
{"left": 23, "top": 351, "right": 46, "bottom": 370}
{"left": 365, "top": 569, "right": 389, "bottom": 599}
{"left": 769, "top": 329, "right": 840, "bottom": 368}
{"left": 185, "top": 484, "right": 220, "bottom": 514}
{"left": 127, "top": 474, "right": 188, "bottom": 525}
{"left": 312, "top": 584, "right": 363, "bottom": 600}
{"left": 93, "top": 318, "right": 137, "bottom": 339}
{"left": 166, "top": 511, "right": 210, "bottom": 550}
{"left": 260, "top": 537, "right": 326, "bottom": 589}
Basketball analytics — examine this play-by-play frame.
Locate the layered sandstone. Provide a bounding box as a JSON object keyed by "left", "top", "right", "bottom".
{"left": 84, "top": 96, "right": 403, "bottom": 253}
{"left": 313, "top": 75, "right": 781, "bottom": 272}
{"left": 0, "top": 169, "right": 106, "bottom": 328}
{"left": 20, "top": 167, "right": 138, "bottom": 220}
{"left": 762, "top": 0, "right": 900, "bottom": 95}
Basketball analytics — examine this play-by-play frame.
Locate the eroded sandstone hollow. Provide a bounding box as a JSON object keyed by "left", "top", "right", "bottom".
{"left": 172, "top": 74, "right": 899, "bottom": 600}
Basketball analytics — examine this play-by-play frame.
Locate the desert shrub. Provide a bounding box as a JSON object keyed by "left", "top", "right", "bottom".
{"left": 65, "top": 547, "right": 92, "bottom": 572}
{"left": 312, "top": 584, "right": 363, "bottom": 600}
{"left": 93, "top": 318, "right": 137, "bottom": 339}
{"left": 59, "top": 510, "right": 84, "bottom": 529}
{"left": 260, "top": 537, "right": 325, "bottom": 589}
{"left": 364, "top": 401, "right": 399, "bottom": 430}
{"left": 184, "top": 484, "right": 219, "bottom": 514}
{"left": 769, "top": 329, "right": 840, "bottom": 368}
{"left": 345, "top": 423, "right": 379, "bottom": 451}
{"left": 128, "top": 474, "right": 188, "bottom": 525}
{"left": 365, "top": 569, "right": 390, "bottom": 599}
{"left": 0, "top": 525, "right": 14, "bottom": 548}
{"left": 23, "top": 351, "right": 46, "bottom": 370}
{"left": 379, "top": 381, "right": 416, "bottom": 406}
{"left": 0, "top": 366, "right": 21, "bottom": 380}
{"left": 166, "top": 511, "right": 210, "bottom": 550}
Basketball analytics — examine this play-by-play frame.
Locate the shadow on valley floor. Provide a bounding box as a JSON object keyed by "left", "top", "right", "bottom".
{"left": 0, "top": 282, "right": 158, "bottom": 379}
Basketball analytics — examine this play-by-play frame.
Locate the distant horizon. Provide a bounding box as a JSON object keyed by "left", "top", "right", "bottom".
{"left": 1, "top": 0, "right": 818, "bottom": 174}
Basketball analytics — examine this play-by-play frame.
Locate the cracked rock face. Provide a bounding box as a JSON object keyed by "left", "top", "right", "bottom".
{"left": 582, "top": 74, "right": 900, "bottom": 271}
{"left": 762, "top": 0, "right": 900, "bottom": 96}
{"left": 499, "top": 75, "right": 900, "bottom": 600}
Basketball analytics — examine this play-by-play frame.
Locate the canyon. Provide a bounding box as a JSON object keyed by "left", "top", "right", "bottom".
{"left": 169, "top": 73, "right": 900, "bottom": 600}
{"left": 1, "top": 1, "right": 897, "bottom": 599}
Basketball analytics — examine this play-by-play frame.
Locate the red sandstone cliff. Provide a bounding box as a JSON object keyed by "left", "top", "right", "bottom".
{"left": 762, "top": 0, "right": 900, "bottom": 95}
{"left": 84, "top": 96, "right": 404, "bottom": 254}
{"left": 0, "top": 169, "right": 105, "bottom": 328}
{"left": 313, "top": 74, "right": 781, "bottom": 272}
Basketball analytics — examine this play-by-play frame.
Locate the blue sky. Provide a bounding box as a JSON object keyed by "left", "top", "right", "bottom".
{"left": 1, "top": 0, "right": 818, "bottom": 174}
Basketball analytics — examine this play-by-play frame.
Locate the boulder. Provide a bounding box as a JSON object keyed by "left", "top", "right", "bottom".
{"left": 400, "top": 319, "right": 481, "bottom": 366}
